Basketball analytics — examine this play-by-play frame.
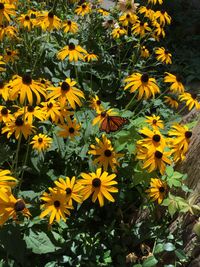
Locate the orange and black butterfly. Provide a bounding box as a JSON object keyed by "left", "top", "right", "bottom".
{"left": 100, "top": 113, "right": 129, "bottom": 134}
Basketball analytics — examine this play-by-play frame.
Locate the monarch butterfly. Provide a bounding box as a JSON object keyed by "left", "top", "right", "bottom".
{"left": 100, "top": 114, "right": 128, "bottom": 133}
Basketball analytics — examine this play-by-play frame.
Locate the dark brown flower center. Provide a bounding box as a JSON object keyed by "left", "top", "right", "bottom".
{"left": 126, "top": 14, "right": 130, "bottom": 19}
{"left": 25, "top": 15, "right": 30, "bottom": 20}
{"left": 41, "top": 79, "right": 46, "bottom": 84}
{"left": 176, "top": 75, "right": 182, "bottom": 83}
{"left": 6, "top": 50, "right": 12, "bottom": 56}
{"left": 38, "top": 138, "right": 43, "bottom": 143}
{"left": 0, "top": 3, "right": 4, "bottom": 10}
{"left": 22, "top": 75, "right": 32, "bottom": 85}
{"left": 14, "top": 200, "right": 25, "bottom": 212}
{"left": 69, "top": 127, "right": 75, "bottom": 133}
{"left": 82, "top": 4, "right": 86, "bottom": 9}
{"left": 96, "top": 100, "right": 101, "bottom": 105}
{"left": 140, "top": 22, "right": 144, "bottom": 26}
{"left": 185, "top": 131, "right": 192, "bottom": 139}
{"left": 108, "top": 19, "right": 113, "bottom": 24}
{"left": 101, "top": 111, "right": 107, "bottom": 118}
{"left": 54, "top": 200, "right": 60, "bottom": 207}
{"left": 152, "top": 119, "right": 157, "bottom": 124}
{"left": 155, "top": 151, "right": 163, "bottom": 159}
{"left": 66, "top": 188, "right": 72, "bottom": 195}
{"left": 1, "top": 107, "right": 8, "bottom": 115}
{"left": 159, "top": 186, "right": 165, "bottom": 193}
{"left": 191, "top": 93, "right": 197, "bottom": 100}
{"left": 48, "top": 11, "right": 54, "bottom": 19}
{"left": 104, "top": 149, "right": 112, "bottom": 157}
{"left": 61, "top": 81, "right": 70, "bottom": 91}
{"left": 0, "top": 80, "right": 4, "bottom": 88}
{"left": 15, "top": 117, "right": 24, "bottom": 126}
{"left": 47, "top": 102, "right": 53, "bottom": 108}
{"left": 161, "top": 10, "right": 166, "bottom": 14}
{"left": 165, "top": 50, "right": 169, "bottom": 55}
{"left": 68, "top": 43, "right": 75, "bottom": 50}
{"left": 27, "top": 105, "right": 34, "bottom": 112}
{"left": 141, "top": 73, "right": 149, "bottom": 83}
{"left": 153, "top": 134, "right": 161, "bottom": 142}
{"left": 67, "top": 20, "right": 72, "bottom": 26}
{"left": 92, "top": 178, "right": 101, "bottom": 188}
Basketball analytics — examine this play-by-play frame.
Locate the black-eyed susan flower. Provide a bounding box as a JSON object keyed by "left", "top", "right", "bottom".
{"left": 75, "top": 2, "right": 91, "bottom": 16}
{"left": 111, "top": 26, "right": 127, "bottom": 39}
{"left": 119, "top": 12, "right": 137, "bottom": 26}
{"left": 179, "top": 92, "right": 200, "bottom": 111}
{"left": 155, "top": 47, "right": 172, "bottom": 64}
{"left": 58, "top": 118, "right": 81, "bottom": 140}
{"left": 145, "top": 115, "right": 164, "bottom": 129}
{"left": 18, "top": 14, "right": 33, "bottom": 30}
{"left": 2, "top": 116, "right": 35, "bottom": 139}
{"left": 168, "top": 124, "right": 192, "bottom": 152}
{"left": 164, "top": 96, "right": 179, "bottom": 109}
{"left": 154, "top": 10, "right": 171, "bottom": 26}
{"left": 0, "top": 2, "right": 16, "bottom": 24}
{"left": 152, "top": 22, "right": 166, "bottom": 40}
{"left": 0, "top": 55, "right": 5, "bottom": 72}
{"left": 0, "top": 105, "right": 13, "bottom": 123}
{"left": 40, "top": 100, "right": 61, "bottom": 124}
{"left": 47, "top": 78, "right": 85, "bottom": 109}
{"left": 62, "top": 20, "right": 78, "bottom": 33}
{"left": 124, "top": 73, "right": 160, "bottom": 100}
{"left": 0, "top": 169, "right": 17, "bottom": 190}
{"left": 97, "top": 8, "right": 110, "bottom": 16}
{"left": 148, "top": 0, "right": 163, "bottom": 4}
{"left": 138, "top": 6, "right": 155, "bottom": 20}
{"left": 0, "top": 194, "right": 31, "bottom": 226}
{"left": 164, "top": 72, "right": 185, "bottom": 94}
{"left": 140, "top": 46, "right": 150, "bottom": 58}
{"left": 84, "top": 53, "right": 98, "bottom": 62}
{"left": 132, "top": 21, "right": 151, "bottom": 37}
{"left": 15, "top": 105, "right": 46, "bottom": 124}
{"left": 57, "top": 42, "right": 87, "bottom": 62}
{"left": 30, "top": 134, "right": 52, "bottom": 152}
{"left": 137, "top": 127, "right": 166, "bottom": 151}
{"left": 88, "top": 134, "right": 123, "bottom": 172}
{"left": 142, "top": 149, "right": 172, "bottom": 175}
{"left": 79, "top": 168, "right": 118, "bottom": 207}
{"left": 40, "top": 187, "right": 73, "bottom": 224}
{"left": 90, "top": 95, "right": 103, "bottom": 112}
{"left": 54, "top": 176, "right": 83, "bottom": 206}
{"left": 3, "top": 48, "right": 18, "bottom": 63}
{"left": 92, "top": 108, "right": 117, "bottom": 127}
{"left": 0, "top": 80, "right": 9, "bottom": 100}
{"left": 8, "top": 74, "right": 47, "bottom": 105}
{"left": 0, "top": 24, "right": 18, "bottom": 40}
{"left": 35, "top": 11, "right": 61, "bottom": 31}
{"left": 146, "top": 178, "right": 167, "bottom": 204}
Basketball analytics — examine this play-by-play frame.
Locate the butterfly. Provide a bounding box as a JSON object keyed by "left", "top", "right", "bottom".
{"left": 100, "top": 115, "right": 129, "bottom": 133}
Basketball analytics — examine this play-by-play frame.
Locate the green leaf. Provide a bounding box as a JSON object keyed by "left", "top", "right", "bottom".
{"left": 163, "top": 242, "right": 175, "bottom": 252}
{"left": 175, "top": 249, "right": 187, "bottom": 261}
{"left": 154, "top": 243, "right": 164, "bottom": 254}
{"left": 143, "top": 256, "right": 158, "bottom": 267}
{"left": 165, "top": 166, "right": 174, "bottom": 177}
{"left": 193, "top": 221, "right": 200, "bottom": 238}
{"left": 24, "top": 229, "right": 60, "bottom": 254}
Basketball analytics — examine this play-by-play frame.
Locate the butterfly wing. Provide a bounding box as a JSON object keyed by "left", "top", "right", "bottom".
{"left": 100, "top": 116, "right": 128, "bottom": 133}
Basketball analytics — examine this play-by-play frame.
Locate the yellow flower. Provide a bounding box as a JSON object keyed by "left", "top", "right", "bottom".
{"left": 164, "top": 96, "right": 179, "bottom": 109}
{"left": 155, "top": 47, "right": 172, "bottom": 64}
{"left": 152, "top": 22, "right": 166, "bottom": 40}
{"left": 3, "top": 48, "right": 18, "bottom": 63}
{"left": 0, "top": 80, "right": 9, "bottom": 100}
{"left": 138, "top": 6, "right": 155, "bottom": 20}
{"left": 58, "top": 118, "right": 81, "bottom": 140}
{"left": 119, "top": 12, "right": 137, "bottom": 26}
{"left": 145, "top": 115, "right": 164, "bottom": 129}
{"left": 0, "top": 24, "right": 18, "bottom": 40}
{"left": 179, "top": 92, "right": 200, "bottom": 111}
{"left": 8, "top": 74, "right": 47, "bottom": 105}
{"left": 140, "top": 46, "right": 150, "bottom": 58}
{"left": 97, "top": 8, "right": 110, "bottom": 16}
{"left": 40, "top": 187, "right": 73, "bottom": 224}
{"left": 30, "top": 134, "right": 52, "bottom": 152}
{"left": 40, "top": 100, "right": 61, "bottom": 124}
{"left": 2, "top": 116, "right": 35, "bottom": 139}
{"left": 75, "top": 2, "right": 91, "bottom": 16}
{"left": 57, "top": 42, "right": 87, "bottom": 62}
{"left": 0, "top": 55, "right": 6, "bottom": 72}
{"left": 0, "top": 169, "right": 17, "bottom": 191}
{"left": 142, "top": 149, "right": 172, "bottom": 175}
{"left": 15, "top": 105, "right": 46, "bottom": 124}
{"left": 84, "top": 53, "right": 98, "bottom": 62}
{"left": 92, "top": 108, "right": 117, "bottom": 127}
{"left": 0, "top": 194, "right": 31, "bottom": 226}
{"left": 132, "top": 21, "right": 151, "bottom": 37}
{"left": 124, "top": 73, "right": 160, "bottom": 100}
{"left": 164, "top": 72, "right": 185, "bottom": 94}
{"left": 35, "top": 11, "right": 61, "bottom": 31}
{"left": 146, "top": 178, "right": 167, "bottom": 204}
{"left": 79, "top": 168, "right": 118, "bottom": 207}
{"left": 111, "top": 27, "right": 127, "bottom": 39}
{"left": 18, "top": 14, "right": 33, "bottom": 31}
{"left": 0, "top": 105, "right": 13, "bottom": 123}
{"left": 148, "top": 0, "right": 163, "bottom": 4}
{"left": 89, "top": 134, "right": 124, "bottom": 172}
{"left": 0, "top": 2, "right": 16, "bottom": 24}
{"left": 47, "top": 78, "right": 85, "bottom": 109}
{"left": 154, "top": 10, "right": 171, "bottom": 26}
{"left": 54, "top": 176, "right": 83, "bottom": 205}
{"left": 89, "top": 95, "right": 103, "bottom": 112}
{"left": 62, "top": 20, "right": 78, "bottom": 33}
